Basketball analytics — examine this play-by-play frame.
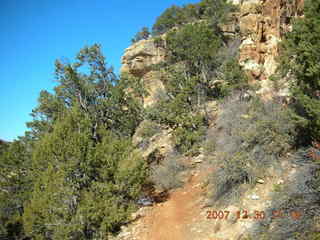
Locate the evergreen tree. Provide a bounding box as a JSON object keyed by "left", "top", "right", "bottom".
{"left": 280, "top": 0, "right": 320, "bottom": 142}
{"left": 131, "top": 27, "right": 150, "bottom": 43}
{"left": 198, "top": 0, "right": 236, "bottom": 28}
{"left": 20, "top": 44, "right": 147, "bottom": 239}
{"left": 27, "top": 44, "right": 143, "bottom": 139}
{"left": 24, "top": 104, "right": 147, "bottom": 239}
{"left": 151, "top": 0, "right": 235, "bottom": 36}
{"left": 152, "top": 5, "right": 186, "bottom": 36}
{"left": 0, "top": 138, "right": 32, "bottom": 239}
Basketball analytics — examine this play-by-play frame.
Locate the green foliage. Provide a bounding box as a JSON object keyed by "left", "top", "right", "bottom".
{"left": 280, "top": 0, "right": 320, "bottom": 142}
{"left": 217, "top": 58, "right": 250, "bottom": 96}
{"left": 173, "top": 116, "right": 207, "bottom": 155}
{"left": 153, "top": 36, "right": 166, "bottom": 48}
{"left": 131, "top": 27, "right": 150, "bottom": 43}
{"left": 0, "top": 140, "right": 9, "bottom": 154}
{"left": 120, "top": 72, "right": 149, "bottom": 101}
{"left": 146, "top": 67, "right": 209, "bottom": 154}
{"left": 136, "top": 120, "right": 161, "bottom": 139}
{"left": 198, "top": 0, "right": 237, "bottom": 27}
{"left": 0, "top": 44, "right": 147, "bottom": 239}
{"left": 151, "top": 0, "right": 236, "bottom": 36}
{"left": 165, "top": 22, "right": 248, "bottom": 99}
{"left": 23, "top": 164, "right": 76, "bottom": 239}
{"left": 28, "top": 44, "right": 143, "bottom": 139}
{"left": 24, "top": 107, "right": 147, "bottom": 239}
{"left": 166, "top": 22, "right": 223, "bottom": 73}
{"left": 147, "top": 21, "right": 247, "bottom": 154}
{"left": 0, "top": 138, "right": 32, "bottom": 239}
{"left": 152, "top": 5, "right": 187, "bottom": 36}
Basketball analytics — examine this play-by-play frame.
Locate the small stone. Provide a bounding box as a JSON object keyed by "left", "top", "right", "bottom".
{"left": 241, "top": 114, "right": 251, "bottom": 119}
{"left": 193, "top": 183, "right": 202, "bottom": 188}
{"left": 194, "top": 158, "right": 203, "bottom": 163}
{"left": 265, "top": 200, "right": 272, "bottom": 207}
{"left": 277, "top": 179, "right": 284, "bottom": 185}
{"left": 257, "top": 179, "right": 265, "bottom": 184}
{"left": 250, "top": 194, "right": 260, "bottom": 200}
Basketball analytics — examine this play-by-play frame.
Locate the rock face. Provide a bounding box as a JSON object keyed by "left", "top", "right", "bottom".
{"left": 121, "top": 38, "right": 166, "bottom": 107}
{"left": 236, "top": 0, "right": 304, "bottom": 96}
{"left": 120, "top": 0, "right": 304, "bottom": 103}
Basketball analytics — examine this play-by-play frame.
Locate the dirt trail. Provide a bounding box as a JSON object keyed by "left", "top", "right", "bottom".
{"left": 140, "top": 171, "right": 204, "bottom": 240}
{"left": 115, "top": 161, "right": 293, "bottom": 240}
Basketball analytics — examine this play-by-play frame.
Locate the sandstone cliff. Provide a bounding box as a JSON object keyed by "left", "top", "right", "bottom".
{"left": 121, "top": 38, "right": 166, "bottom": 107}
{"left": 236, "top": 0, "right": 304, "bottom": 97}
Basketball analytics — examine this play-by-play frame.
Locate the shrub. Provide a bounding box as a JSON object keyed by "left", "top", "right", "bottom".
{"left": 23, "top": 111, "right": 148, "bottom": 239}
{"left": 151, "top": 0, "right": 236, "bottom": 36}
{"left": 131, "top": 27, "right": 150, "bottom": 44}
{"left": 207, "top": 94, "right": 299, "bottom": 205}
{"left": 216, "top": 58, "right": 250, "bottom": 97}
{"left": 246, "top": 149, "right": 320, "bottom": 240}
{"left": 203, "top": 128, "right": 216, "bottom": 162}
{"left": 153, "top": 36, "right": 166, "bottom": 48}
{"left": 173, "top": 121, "right": 207, "bottom": 155}
{"left": 145, "top": 68, "right": 209, "bottom": 154}
{"left": 150, "top": 155, "right": 186, "bottom": 191}
{"left": 137, "top": 120, "right": 161, "bottom": 139}
{"left": 152, "top": 5, "right": 187, "bottom": 36}
{"left": 166, "top": 22, "right": 223, "bottom": 74}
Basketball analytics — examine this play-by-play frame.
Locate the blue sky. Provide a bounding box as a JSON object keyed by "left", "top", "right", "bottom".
{"left": 0, "top": 0, "right": 198, "bottom": 141}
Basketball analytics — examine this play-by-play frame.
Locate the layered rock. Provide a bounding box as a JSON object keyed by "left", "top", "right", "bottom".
{"left": 236, "top": 0, "right": 304, "bottom": 97}
{"left": 121, "top": 38, "right": 166, "bottom": 107}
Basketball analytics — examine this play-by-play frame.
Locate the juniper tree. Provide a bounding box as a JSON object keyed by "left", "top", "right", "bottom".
{"left": 280, "top": 0, "right": 320, "bottom": 142}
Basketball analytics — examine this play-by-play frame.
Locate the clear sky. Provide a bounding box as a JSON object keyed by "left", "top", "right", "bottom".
{"left": 0, "top": 0, "right": 198, "bottom": 141}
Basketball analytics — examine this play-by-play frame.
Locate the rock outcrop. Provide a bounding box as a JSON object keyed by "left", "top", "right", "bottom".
{"left": 236, "top": 0, "right": 304, "bottom": 96}
{"left": 121, "top": 38, "right": 166, "bottom": 107}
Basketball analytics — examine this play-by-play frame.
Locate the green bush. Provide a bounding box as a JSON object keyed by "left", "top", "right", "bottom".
{"left": 23, "top": 111, "right": 147, "bottom": 239}
{"left": 217, "top": 58, "right": 250, "bottom": 97}
{"left": 173, "top": 115, "right": 207, "bottom": 155}
{"left": 152, "top": 5, "right": 188, "bottom": 36}
{"left": 166, "top": 22, "right": 223, "bottom": 74}
{"left": 137, "top": 120, "right": 161, "bottom": 139}
{"left": 151, "top": 0, "right": 236, "bottom": 36}
{"left": 280, "top": 0, "right": 320, "bottom": 142}
{"left": 131, "top": 27, "right": 150, "bottom": 43}
{"left": 0, "top": 139, "right": 32, "bottom": 239}
{"left": 146, "top": 91, "right": 208, "bottom": 154}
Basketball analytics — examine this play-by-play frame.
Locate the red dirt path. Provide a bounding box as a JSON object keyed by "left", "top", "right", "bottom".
{"left": 139, "top": 171, "right": 205, "bottom": 240}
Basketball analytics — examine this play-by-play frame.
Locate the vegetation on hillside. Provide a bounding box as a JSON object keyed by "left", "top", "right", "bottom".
{"left": 147, "top": 20, "right": 248, "bottom": 154}
{"left": 131, "top": 27, "right": 150, "bottom": 44}
{"left": 151, "top": 0, "right": 236, "bottom": 36}
{"left": 280, "top": 0, "right": 320, "bottom": 143}
{"left": 1, "top": 0, "right": 320, "bottom": 239}
{"left": 205, "top": 94, "right": 299, "bottom": 204}
{"left": 0, "top": 44, "right": 147, "bottom": 239}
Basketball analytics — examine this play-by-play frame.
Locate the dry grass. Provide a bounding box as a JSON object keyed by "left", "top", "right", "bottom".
{"left": 205, "top": 93, "right": 298, "bottom": 205}
{"left": 150, "top": 155, "right": 186, "bottom": 191}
